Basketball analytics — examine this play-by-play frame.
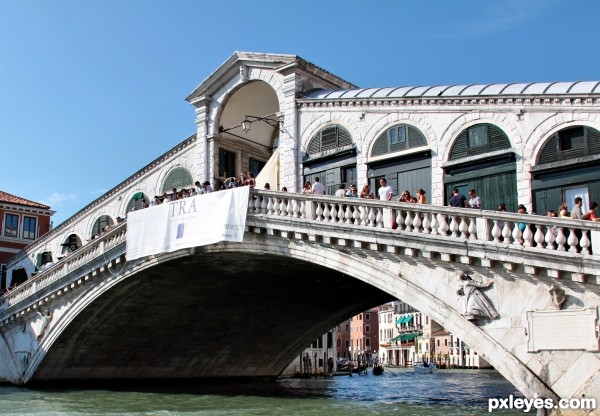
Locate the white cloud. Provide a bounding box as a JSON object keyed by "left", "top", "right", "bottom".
{"left": 41, "top": 192, "right": 78, "bottom": 207}
{"left": 438, "top": 0, "right": 562, "bottom": 39}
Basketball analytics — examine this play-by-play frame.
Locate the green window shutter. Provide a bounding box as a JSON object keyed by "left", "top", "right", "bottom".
{"left": 588, "top": 127, "right": 600, "bottom": 155}
{"left": 538, "top": 135, "right": 559, "bottom": 164}
{"left": 488, "top": 125, "right": 510, "bottom": 151}
{"left": 450, "top": 131, "right": 469, "bottom": 160}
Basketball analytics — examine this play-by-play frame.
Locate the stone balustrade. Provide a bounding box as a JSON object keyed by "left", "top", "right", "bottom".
{"left": 0, "top": 225, "right": 127, "bottom": 316}
{"left": 2, "top": 189, "right": 600, "bottom": 321}
{"left": 248, "top": 189, "right": 600, "bottom": 256}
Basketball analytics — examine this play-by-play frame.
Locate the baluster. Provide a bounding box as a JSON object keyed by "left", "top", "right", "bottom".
{"left": 468, "top": 217, "right": 477, "bottom": 240}
{"left": 360, "top": 206, "right": 368, "bottom": 226}
{"left": 337, "top": 204, "right": 345, "bottom": 223}
{"left": 449, "top": 216, "right": 459, "bottom": 237}
{"left": 422, "top": 213, "right": 431, "bottom": 234}
{"left": 298, "top": 200, "right": 305, "bottom": 218}
{"left": 522, "top": 224, "right": 534, "bottom": 247}
{"left": 345, "top": 205, "right": 353, "bottom": 224}
{"left": 253, "top": 195, "right": 261, "bottom": 213}
{"left": 438, "top": 214, "right": 449, "bottom": 236}
{"left": 430, "top": 212, "right": 439, "bottom": 235}
{"left": 248, "top": 197, "right": 254, "bottom": 213}
{"left": 491, "top": 220, "right": 502, "bottom": 243}
{"left": 405, "top": 210, "right": 413, "bottom": 232}
{"left": 368, "top": 207, "right": 376, "bottom": 227}
{"left": 545, "top": 225, "right": 556, "bottom": 250}
{"left": 412, "top": 211, "right": 422, "bottom": 233}
{"left": 261, "top": 196, "right": 269, "bottom": 213}
{"left": 268, "top": 197, "right": 275, "bottom": 215}
{"left": 568, "top": 228, "right": 579, "bottom": 253}
{"left": 323, "top": 203, "right": 331, "bottom": 222}
{"left": 279, "top": 199, "right": 287, "bottom": 216}
{"left": 286, "top": 199, "right": 294, "bottom": 217}
{"left": 396, "top": 209, "right": 405, "bottom": 231}
{"left": 512, "top": 222, "right": 523, "bottom": 245}
{"left": 315, "top": 203, "right": 324, "bottom": 222}
{"left": 534, "top": 224, "right": 545, "bottom": 248}
{"left": 502, "top": 222, "right": 512, "bottom": 243}
{"left": 352, "top": 205, "right": 361, "bottom": 225}
{"left": 555, "top": 227, "right": 567, "bottom": 251}
{"left": 376, "top": 208, "right": 384, "bottom": 228}
{"left": 580, "top": 230, "right": 591, "bottom": 255}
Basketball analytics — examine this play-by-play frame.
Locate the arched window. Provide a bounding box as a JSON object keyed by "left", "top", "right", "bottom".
{"left": 61, "top": 234, "right": 82, "bottom": 255}
{"left": 126, "top": 192, "right": 150, "bottom": 212}
{"left": 537, "top": 126, "right": 600, "bottom": 164}
{"left": 449, "top": 123, "right": 510, "bottom": 160}
{"left": 92, "top": 215, "right": 114, "bottom": 238}
{"left": 307, "top": 125, "right": 353, "bottom": 156}
{"left": 371, "top": 124, "right": 427, "bottom": 157}
{"left": 161, "top": 167, "right": 193, "bottom": 194}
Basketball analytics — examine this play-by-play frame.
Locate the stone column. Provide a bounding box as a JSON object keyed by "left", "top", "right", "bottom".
{"left": 191, "top": 97, "right": 211, "bottom": 182}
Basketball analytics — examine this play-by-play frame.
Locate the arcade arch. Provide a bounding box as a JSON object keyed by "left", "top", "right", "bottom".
{"left": 532, "top": 124, "right": 600, "bottom": 215}
{"left": 443, "top": 123, "right": 517, "bottom": 212}
{"left": 302, "top": 124, "right": 357, "bottom": 194}
{"left": 216, "top": 81, "right": 280, "bottom": 188}
{"left": 367, "top": 123, "right": 431, "bottom": 200}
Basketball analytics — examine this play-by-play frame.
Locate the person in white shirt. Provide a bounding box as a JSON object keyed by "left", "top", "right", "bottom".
{"left": 334, "top": 184, "right": 346, "bottom": 197}
{"left": 378, "top": 178, "right": 393, "bottom": 201}
{"left": 312, "top": 177, "right": 326, "bottom": 195}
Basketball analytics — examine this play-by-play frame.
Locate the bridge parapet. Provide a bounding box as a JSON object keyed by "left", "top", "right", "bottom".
{"left": 248, "top": 190, "right": 600, "bottom": 283}
{"left": 0, "top": 225, "right": 127, "bottom": 318}
{"left": 2, "top": 190, "right": 599, "bottom": 321}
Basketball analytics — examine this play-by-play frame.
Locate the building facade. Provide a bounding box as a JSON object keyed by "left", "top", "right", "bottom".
{"left": 0, "top": 191, "right": 53, "bottom": 289}
{"left": 349, "top": 307, "right": 379, "bottom": 361}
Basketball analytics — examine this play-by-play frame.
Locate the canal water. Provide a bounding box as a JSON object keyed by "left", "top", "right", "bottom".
{"left": 0, "top": 369, "right": 523, "bottom": 415}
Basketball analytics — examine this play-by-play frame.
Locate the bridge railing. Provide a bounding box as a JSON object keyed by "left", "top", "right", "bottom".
{"left": 248, "top": 190, "right": 600, "bottom": 255}
{"left": 0, "top": 224, "right": 127, "bottom": 312}
{"left": 3, "top": 190, "right": 599, "bottom": 312}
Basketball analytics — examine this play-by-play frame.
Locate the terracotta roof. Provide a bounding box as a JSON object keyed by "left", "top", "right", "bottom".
{"left": 0, "top": 191, "right": 50, "bottom": 209}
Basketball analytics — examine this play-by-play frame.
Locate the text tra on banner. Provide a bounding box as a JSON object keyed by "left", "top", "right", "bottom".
{"left": 125, "top": 186, "right": 249, "bottom": 261}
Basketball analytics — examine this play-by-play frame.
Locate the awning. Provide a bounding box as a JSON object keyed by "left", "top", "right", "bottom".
{"left": 391, "top": 334, "right": 404, "bottom": 342}
{"left": 396, "top": 315, "right": 413, "bottom": 325}
{"left": 401, "top": 333, "right": 418, "bottom": 341}
{"left": 255, "top": 148, "right": 280, "bottom": 190}
{"left": 132, "top": 192, "right": 144, "bottom": 200}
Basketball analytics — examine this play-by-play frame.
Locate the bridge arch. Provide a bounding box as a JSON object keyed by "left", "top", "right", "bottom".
{"left": 26, "top": 235, "right": 555, "bottom": 400}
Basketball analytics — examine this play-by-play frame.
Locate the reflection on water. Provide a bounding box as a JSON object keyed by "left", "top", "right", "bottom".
{"left": 0, "top": 369, "right": 523, "bottom": 415}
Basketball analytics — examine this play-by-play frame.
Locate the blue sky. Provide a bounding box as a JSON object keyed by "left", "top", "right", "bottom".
{"left": 1, "top": 0, "right": 598, "bottom": 226}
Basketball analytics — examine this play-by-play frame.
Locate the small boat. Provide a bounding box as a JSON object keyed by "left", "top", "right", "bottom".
{"left": 372, "top": 364, "right": 384, "bottom": 375}
{"left": 413, "top": 362, "right": 437, "bottom": 374}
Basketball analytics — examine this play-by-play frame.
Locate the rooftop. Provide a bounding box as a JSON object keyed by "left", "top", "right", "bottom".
{"left": 302, "top": 81, "right": 600, "bottom": 100}
{"left": 0, "top": 191, "right": 50, "bottom": 210}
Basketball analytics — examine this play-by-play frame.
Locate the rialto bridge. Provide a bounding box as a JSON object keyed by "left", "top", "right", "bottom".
{"left": 1, "top": 52, "right": 600, "bottom": 411}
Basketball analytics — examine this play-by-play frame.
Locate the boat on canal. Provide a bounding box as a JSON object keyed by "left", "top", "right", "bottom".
{"left": 372, "top": 364, "right": 384, "bottom": 376}
{"left": 413, "top": 362, "right": 437, "bottom": 374}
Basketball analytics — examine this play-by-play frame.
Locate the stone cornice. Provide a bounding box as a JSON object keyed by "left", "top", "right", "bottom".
{"left": 297, "top": 95, "right": 600, "bottom": 109}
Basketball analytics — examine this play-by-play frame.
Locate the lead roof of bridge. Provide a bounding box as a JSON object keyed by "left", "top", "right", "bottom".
{"left": 302, "top": 81, "right": 600, "bottom": 99}
{"left": 0, "top": 191, "right": 50, "bottom": 209}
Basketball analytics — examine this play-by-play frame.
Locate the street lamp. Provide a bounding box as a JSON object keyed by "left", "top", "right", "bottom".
{"left": 240, "top": 114, "right": 283, "bottom": 133}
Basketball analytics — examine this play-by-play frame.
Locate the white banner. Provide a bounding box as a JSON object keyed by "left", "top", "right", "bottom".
{"left": 125, "top": 186, "right": 249, "bottom": 261}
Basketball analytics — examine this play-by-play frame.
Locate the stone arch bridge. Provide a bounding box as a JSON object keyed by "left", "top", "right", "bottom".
{"left": 1, "top": 190, "right": 600, "bottom": 407}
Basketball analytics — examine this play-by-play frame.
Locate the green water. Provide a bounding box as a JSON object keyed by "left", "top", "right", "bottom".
{"left": 0, "top": 369, "right": 524, "bottom": 415}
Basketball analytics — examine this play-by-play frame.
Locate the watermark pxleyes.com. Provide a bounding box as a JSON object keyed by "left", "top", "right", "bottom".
{"left": 488, "top": 395, "right": 596, "bottom": 413}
